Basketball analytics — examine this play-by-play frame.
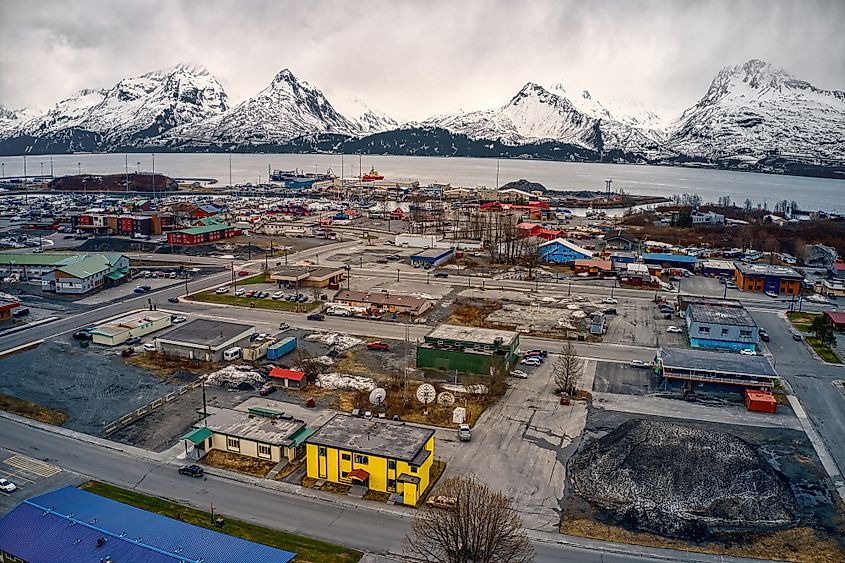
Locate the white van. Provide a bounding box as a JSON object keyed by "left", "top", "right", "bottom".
{"left": 222, "top": 347, "right": 242, "bottom": 361}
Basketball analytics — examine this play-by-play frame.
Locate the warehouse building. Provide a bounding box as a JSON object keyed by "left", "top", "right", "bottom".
{"left": 183, "top": 407, "right": 313, "bottom": 463}
{"left": 641, "top": 252, "right": 698, "bottom": 272}
{"left": 270, "top": 266, "right": 346, "bottom": 288}
{"left": 684, "top": 301, "right": 758, "bottom": 352}
{"left": 416, "top": 324, "right": 520, "bottom": 374}
{"left": 700, "top": 260, "right": 737, "bottom": 278}
{"left": 156, "top": 318, "right": 255, "bottom": 362}
{"left": 333, "top": 289, "right": 433, "bottom": 317}
{"left": 654, "top": 347, "right": 778, "bottom": 389}
{"left": 305, "top": 414, "right": 435, "bottom": 506}
{"left": 0, "top": 486, "right": 296, "bottom": 563}
{"left": 91, "top": 312, "right": 171, "bottom": 346}
{"left": 0, "top": 253, "right": 129, "bottom": 294}
{"left": 409, "top": 247, "right": 454, "bottom": 267}
{"left": 166, "top": 223, "right": 241, "bottom": 246}
{"left": 734, "top": 263, "right": 802, "bottom": 295}
{"left": 537, "top": 238, "right": 593, "bottom": 264}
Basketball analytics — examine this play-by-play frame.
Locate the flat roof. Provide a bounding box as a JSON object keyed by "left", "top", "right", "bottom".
{"left": 642, "top": 252, "right": 698, "bottom": 264}
{"left": 679, "top": 295, "right": 743, "bottom": 308}
{"left": 687, "top": 303, "right": 756, "bottom": 327}
{"left": 199, "top": 408, "right": 304, "bottom": 446}
{"left": 335, "top": 290, "right": 429, "bottom": 309}
{"left": 412, "top": 247, "right": 454, "bottom": 259}
{"left": 701, "top": 260, "right": 737, "bottom": 270}
{"left": 157, "top": 318, "right": 254, "bottom": 348}
{"left": 306, "top": 414, "right": 434, "bottom": 463}
{"left": 658, "top": 347, "right": 777, "bottom": 378}
{"left": 734, "top": 262, "right": 802, "bottom": 279}
{"left": 425, "top": 324, "right": 518, "bottom": 346}
{"left": 92, "top": 312, "right": 169, "bottom": 336}
{"left": 172, "top": 224, "right": 234, "bottom": 235}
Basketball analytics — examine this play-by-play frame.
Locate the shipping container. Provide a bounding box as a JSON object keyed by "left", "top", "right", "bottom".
{"left": 745, "top": 389, "right": 777, "bottom": 413}
{"left": 267, "top": 336, "right": 297, "bottom": 360}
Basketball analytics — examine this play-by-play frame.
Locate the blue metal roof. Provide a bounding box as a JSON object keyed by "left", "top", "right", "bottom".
{"left": 0, "top": 486, "right": 296, "bottom": 563}
{"left": 642, "top": 252, "right": 698, "bottom": 264}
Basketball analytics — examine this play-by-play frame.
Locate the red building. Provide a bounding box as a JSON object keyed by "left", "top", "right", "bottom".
{"left": 166, "top": 224, "right": 241, "bottom": 246}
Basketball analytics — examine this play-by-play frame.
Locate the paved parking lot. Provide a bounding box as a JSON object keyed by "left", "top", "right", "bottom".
{"left": 0, "top": 450, "right": 83, "bottom": 515}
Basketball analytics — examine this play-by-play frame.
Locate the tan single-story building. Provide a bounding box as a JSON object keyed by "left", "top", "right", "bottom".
{"left": 156, "top": 319, "right": 255, "bottom": 362}
{"left": 90, "top": 312, "right": 171, "bottom": 346}
{"left": 269, "top": 266, "right": 345, "bottom": 288}
{"left": 333, "top": 289, "right": 432, "bottom": 316}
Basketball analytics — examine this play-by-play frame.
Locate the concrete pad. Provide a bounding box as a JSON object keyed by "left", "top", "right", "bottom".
{"left": 592, "top": 392, "right": 802, "bottom": 430}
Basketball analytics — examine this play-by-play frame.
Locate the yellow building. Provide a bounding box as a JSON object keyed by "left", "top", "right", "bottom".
{"left": 305, "top": 415, "right": 435, "bottom": 506}
{"left": 90, "top": 312, "right": 171, "bottom": 346}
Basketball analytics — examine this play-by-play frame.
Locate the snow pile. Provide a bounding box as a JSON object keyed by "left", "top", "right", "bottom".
{"left": 205, "top": 365, "right": 265, "bottom": 389}
{"left": 305, "top": 332, "right": 363, "bottom": 351}
{"left": 316, "top": 373, "right": 375, "bottom": 391}
{"left": 570, "top": 419, "right": 799, "bottom": 540}
{"left": 441, "top": 383, "right": 489, "bottom": 395}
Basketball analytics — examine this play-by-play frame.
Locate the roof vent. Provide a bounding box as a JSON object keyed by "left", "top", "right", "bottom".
{"left": 96, "top": 536, "right": 107, "bottom": 547}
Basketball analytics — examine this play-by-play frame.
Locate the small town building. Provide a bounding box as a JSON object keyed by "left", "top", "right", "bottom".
{"left": 829, "top": 260, "right": 845, "bottom": 279}
{"left": 684, "top": 302, "right": 758, "bottom": 352}
{"left": 803, "top": 243, "right": 838, "bottom": 268}
{"left": 156, "top": 319, "right": 255, "bottom": 362}
{"left": 305, "top": 414, "right": 435, "bottom": 506}
{"left": 333, "top": 289, "right": 432, "bottom": 317}
{"left": 269, "top": 367, "right": 307, "bottom": 389}
{"left": 817, "top": 279, "right": 845, "bottom": 298}
{"left": 184, "top": 407, "right": 313, "bottom": 463}
{"left": 609, "top": 251, "right": 637, "bottom": 270}
{"left": 416, "top": 324, "right": 520, "bottom": 374}
{"left": 270, "top": 266, "right": 345, "bottom": 288}
{"left": 0, "top": 486, "right": 296, "bottom": 563}
{"left": 573, "top": 259, "right": 613, "bottom": 276}
{"left": 825, "top": 311, "right": 845, "bottom": 332}
{"left": 91, "top": 312, "right": 171, "bottom": 346}
{"left": 654, "top": 347, "right": 779, "bottom": 389}
{"left": 0, "top": 253, "right": 129, "bottom": 294}
{"left": 734, "top": 263, "right": 802, "bottom": 295}
{"left": 394, "top": 233, "right": 441, "bottom": 248}
{"left": 410, "top": 247, "right": 454, "bottom": 267}
{"left": 242, "top": 338, "right": 275, "bottom": 361}
{"left": 0, "top": 299, "right": 20, "bottom": 321}
{"left": 700, "top": 260, "right": 737, "bottom": 278}
{"left": 641, "top": 252, "right": 698, "bottom": 272}
{"left": 691, "top": 211, "right": 725, "bottom": 225}
{"left": 537, "top": 238, "right": 593, "bottom": 264}
{"left": 602, "top": 230, "right": 641, "bottom": 252}
{"left": 166, "top": 223, "right": 241, "bottom": 246}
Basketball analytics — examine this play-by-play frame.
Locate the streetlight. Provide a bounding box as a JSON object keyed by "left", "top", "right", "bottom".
{"left": 77, "top": 162, "right": 81, "bottom": 176}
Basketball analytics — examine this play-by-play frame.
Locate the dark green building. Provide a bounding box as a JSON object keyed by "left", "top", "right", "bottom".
{"left": 416, "top": 324, "right": 520, "bottom": 375}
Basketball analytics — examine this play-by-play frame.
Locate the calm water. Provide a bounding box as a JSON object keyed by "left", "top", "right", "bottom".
{"left": 1, "top": 153, "right": 843, "bottom": 212}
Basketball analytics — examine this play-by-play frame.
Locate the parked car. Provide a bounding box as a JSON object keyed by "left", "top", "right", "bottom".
{"left": 433, "top": 271, "right": 449, "bottom": 278}
{"left": 235, "top": 288, "right": 246, "bottom": 296}
{"left": 278, "top": 322, "right": 290, "bottom": 330}
{"left": 246, "top": 291, "right": 257, "bottom": 298}
{"left": 792, "top": 332, "right": 803, "bottom": 341}
{"left": 739, "top": 349, "right": 756, "bottom": 356}
{"left": 259, "top": 384, "right": 277, "bottom": 396}
{"left": 72, "top": 330, "right": 93, "bottom": 341}
{"left": 0, "top": 478, "right": 17, "bottom": 492}
{"left": 458, "top": 424, "right": 472, "bottom": 442}
{"left": 215, "top": 287, "right": 229, "bottom": 294}
{"left": 666, "top": 326, "right": 683, "bottom": 334}
{"left": 167, "top": 297, "right": 180, "bottom": 304}
{"left": 760, "top": 332, "right": 770, "bottom": 342}
{"left": 524, "top": 349, "right": 548, "bottom": 358}
{"left": 366, "top": 341, "right": 390, "bottom": 351}
{"left": 630, "top": 359, "right": 649, "bottom": 368}
{"left": 238, "top": 270, "right": 250, "bottom": 277}
{"left": 765, "top": 290, "right": 779, "bottom": 298}
{"left": 386, "top": 254, "right": 401, "bottom": 261}
{"left": 603, "top": 297, "right": 619, "bottom": 304}
{"left": 133, "top": 286, "right": 148, "bottom": 294}
{"left": 171, "top": 315, "right": 187, "bottom": 324}
{"left": 272, "top": 291, "right": 284, "bottom": 300}
{"left": 510, "top": 370, "right": 529, "bottom": 379}
{"left": 307, "top": 313, "right": 325, "bottom": 321}
{"left": 178, "top": 464, "right": 204, "bottom": 478}
{"left": 726, "top": 281, "right": 738, "bottom": 289}
{"left": 603, "top": 308, "right": 617, "bottom": 315}
{"left": 143, "top": 342, "right": 157, "bottom": 352}
{"left": 124, "top": 336, "right": 142, "bottom": 345}
{"left": 521, "top": 357, "right": 542, "bottom": 366}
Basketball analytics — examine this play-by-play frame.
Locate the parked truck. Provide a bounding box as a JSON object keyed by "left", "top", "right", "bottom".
{"left": 267, "top": 336, "right": 297, "bottom": 360}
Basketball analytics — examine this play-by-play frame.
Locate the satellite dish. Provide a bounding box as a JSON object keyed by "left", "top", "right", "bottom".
{"left": 369, "top": 387, "right": 387, "bottom": 406}
{"left": 416, "top": 383, "right": 436, "bottom": 405}
{"left": 437, "top": 392, "right": 455, "bottom": 406}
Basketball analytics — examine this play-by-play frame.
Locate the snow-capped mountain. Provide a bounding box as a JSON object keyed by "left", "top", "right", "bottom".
{"left": 423, "top": 81, "right": 663, "bottom": 153}
{"left": 166, "top": 69, "right": 359, "bottom": 145}
{"left": 341, "top": 97, "right": 399, "bottom": 134}
{"left": 666, "top": 59, "right": 845, "bottom": 162}
{"left": 3, "top": 64, "right": 229, "bottom": 146}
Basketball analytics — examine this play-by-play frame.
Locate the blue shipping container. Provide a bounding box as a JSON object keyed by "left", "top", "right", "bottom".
{"left": 267, "top": 336, "right": 297, "bottom": 360}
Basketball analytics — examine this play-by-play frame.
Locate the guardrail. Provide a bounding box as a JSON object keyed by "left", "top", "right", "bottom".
{"left": 101, "top": 379, "right": 203, "bottom": 435}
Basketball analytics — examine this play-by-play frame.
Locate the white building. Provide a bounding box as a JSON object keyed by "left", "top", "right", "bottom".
{"left": 692, "top": 212, "right": 725, "bottom": 225}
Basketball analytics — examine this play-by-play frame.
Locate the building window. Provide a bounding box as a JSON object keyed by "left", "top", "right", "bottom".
{"left": 721, "top": 328, "right": 729, "bottom": 337}
{"left": 388, "top": 479, "right": 397, "bottom": 490}
{"left": 341, "top": 453, "right": 351, "bottom": 461}
{"left": 698, "top": 327, "right": 710, "bottom": 334}
{"left": 740, "top": 330, "right": 752, "bottom": 337}
{"left": 318, "top": 446, "right": 327, "bottom": 456}
{"left": 226, "top": 437, "right": 240, "bottom": 452}
{"left": 411, "top": 466, "right": 418, "bottom": 474}
{"left": 257, "top": 444, "right": 271, "bottom": 458}
{"left": 388, "top": 460, "right": 396, "bottom": 470}
{"left": 354, "top": 454, "right": 368, "bottom": 464}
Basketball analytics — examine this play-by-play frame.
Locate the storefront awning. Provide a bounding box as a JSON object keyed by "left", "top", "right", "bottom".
{"left": 182, "top": 426, "right": 212, "bottom": 445}
{"left": 347, "top": 468, "right": 370, "bottom": 482}
{"left": 105, "top": 271, "right": 126, "bottom": 281}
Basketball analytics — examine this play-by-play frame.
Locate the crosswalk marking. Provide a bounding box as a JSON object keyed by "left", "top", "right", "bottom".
{"left": 4, "top": 454, "right": 61, "bottom": 477}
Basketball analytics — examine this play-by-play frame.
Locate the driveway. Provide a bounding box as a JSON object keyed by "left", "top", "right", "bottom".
{"left": 443, "top": 357, "right": 596, "bottom": 532}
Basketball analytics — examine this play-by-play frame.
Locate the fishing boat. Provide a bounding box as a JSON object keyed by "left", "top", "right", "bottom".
{"left": 362, "top": 167, "right": 384, "bottom": 181}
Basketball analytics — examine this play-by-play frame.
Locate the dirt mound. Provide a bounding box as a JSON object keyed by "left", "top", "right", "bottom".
{"left": 570, "top": 419, "right": 799, "bottom": 540}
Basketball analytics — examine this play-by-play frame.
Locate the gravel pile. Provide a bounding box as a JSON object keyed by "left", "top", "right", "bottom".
{"left": 570, "top": 419, "right": 799, "bottom": 539}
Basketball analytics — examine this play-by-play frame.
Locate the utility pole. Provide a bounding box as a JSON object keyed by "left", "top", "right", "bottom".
{"left": 151, "top": 153, "right": 155, "bottom": 200}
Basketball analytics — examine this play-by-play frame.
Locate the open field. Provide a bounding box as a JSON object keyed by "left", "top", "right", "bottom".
{"left": 80, "top": 481, "right": 361, "bottom": 563}
{"left": 188, "top": 291, "right": 321, "bottom": 312}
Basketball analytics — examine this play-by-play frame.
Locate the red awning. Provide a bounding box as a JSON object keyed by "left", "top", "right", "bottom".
{"left": 347, "top": 468, "right": 370, "bottom": 482}
{"left": 268, "top": 368, "right": 305, "bottom": 381}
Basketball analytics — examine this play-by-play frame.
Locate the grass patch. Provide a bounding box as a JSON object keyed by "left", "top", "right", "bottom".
{"left": 805, "top": 337, "right": 842, "bottom": 363}
{"left": 302, "top": 476, "right": 318, "bottom": 488}
{"left": 273, "top": 458, "right": 305, "bottom": 481}
{"left": 200, "top": 449, "right": 276, "bottom": 478}
{"left": 362, "top": 490, "right": 390, "bottom": 502}
{"left": 80, "top": 481, "right": 361, "bottom": 563}
{"left": 786, "top": 312, "right": 818, "bottom": 332}
{"left": 560, "top": 515, "right": 844, "bottom": 563}
{"left": 235, "top": 273, "right": 271, "bottom": 285}
{"left": 448, "top": 300, "right": 503, "bottom": 327}
{"left": 189, "top": 291, "right": 320, "bottom": 312}
{"left": 0, "top": 392, "right": 68, "bottom": 426}
{"left": 321, "top": 481, "right": 352, "bottom": 494}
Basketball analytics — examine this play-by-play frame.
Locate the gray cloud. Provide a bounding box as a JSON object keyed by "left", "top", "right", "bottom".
{"left": 1, "top": 0, "right": 843, "bottom": 122}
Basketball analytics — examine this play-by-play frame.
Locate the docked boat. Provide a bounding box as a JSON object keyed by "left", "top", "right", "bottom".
{"left": 362, "top": 167, "right": 384, "bottom": 181}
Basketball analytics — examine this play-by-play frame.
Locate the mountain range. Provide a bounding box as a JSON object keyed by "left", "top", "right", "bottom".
{"left": 1, "top": 59, "right": 843, "bottom": 177}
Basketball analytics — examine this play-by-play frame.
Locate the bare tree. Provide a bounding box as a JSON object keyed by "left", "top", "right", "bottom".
{"left": 403, "top": 476, "right": 534, "bottom": 563}
{"left": 743, "top": 198, "right": 753, "bottom": 213}
{"left": 519, "top": 237, "right": 543, "bottom": 279}
{"left": 552, "top": 341, "right": 583, "bottom": 396}
{"left": 294, "top": 350, "right": 324, "bottom": 383}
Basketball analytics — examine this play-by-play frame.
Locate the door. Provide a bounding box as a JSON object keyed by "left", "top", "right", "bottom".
{"left": 387, "top": 459, "right": 397, "bottom": 492}
{"left": 318, "top": 446, "right": 327, "bottom": 479}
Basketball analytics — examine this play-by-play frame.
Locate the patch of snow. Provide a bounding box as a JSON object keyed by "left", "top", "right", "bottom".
{"left": 316, "top": 373, "right": 375, "bottom": 391}
{"left": 304, "top": 332, "right": 363, "bottom": 351}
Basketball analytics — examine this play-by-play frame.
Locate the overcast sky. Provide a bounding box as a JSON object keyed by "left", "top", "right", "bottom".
{"left": 1, "top": 0, "right": 843, "bottom": 122}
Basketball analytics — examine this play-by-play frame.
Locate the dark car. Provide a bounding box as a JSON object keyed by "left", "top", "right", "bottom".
{"left": 124, "top": 336, "right": 142, "bottom": 345}
{"left": 307, "top": 313, "right": 325, "bottom": 321}
{"left": 167, "top": 297, "right": 180, "bottom": 304}
{"left": 524, "top": 349, "right": 548, "bottom": 358}
{"left": 376, "top": 258, "right": 388, "bottom": 264}
{"left": 259, "top": 384, "right": 277, "bottom": 396}
{"left": 760, "top": 333, "right": 770, "bottom": 342}
{"left": 602, "top": 308, "right": 617, "bottom": 315}
{"left": 178, "top": 464, "right": 204, "bottom": 478}
{"left": 72, "top": 330, "right": 93, "bottom": 340}
{"left": 433, "top": 272, "right": 449, "bottom": 278}
{"left": 792, "top": 332, "right": 802, "bottom": 341}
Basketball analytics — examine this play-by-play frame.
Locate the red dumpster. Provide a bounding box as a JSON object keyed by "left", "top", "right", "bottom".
{"left": 745, "top": 390, "right": 777, "bottom": 413}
